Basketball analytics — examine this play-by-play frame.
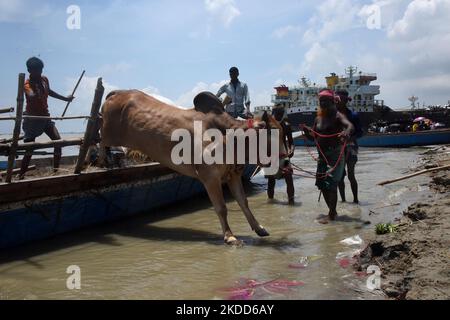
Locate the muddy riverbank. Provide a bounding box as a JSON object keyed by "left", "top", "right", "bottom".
{"left": 356, "top": 145, "right": 450, "bottom": 300}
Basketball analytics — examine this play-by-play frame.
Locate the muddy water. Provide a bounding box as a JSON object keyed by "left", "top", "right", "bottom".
{"left": 0, "top": 148, "right": 435, "bottom": 300}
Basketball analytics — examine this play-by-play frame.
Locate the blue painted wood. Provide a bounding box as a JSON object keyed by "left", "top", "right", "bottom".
{"left": 0, "top": 165, "right": 256, "bottom": 249}
{"left": 294, "top": 129, "right": 450, "bottom": 148}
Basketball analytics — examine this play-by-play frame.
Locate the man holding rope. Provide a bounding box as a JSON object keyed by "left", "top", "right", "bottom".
{"left": 19, "top": 57, "right": 74, "bottom": 179}
{"left": 303, "top": 89, "right": 354, "bottom": 223}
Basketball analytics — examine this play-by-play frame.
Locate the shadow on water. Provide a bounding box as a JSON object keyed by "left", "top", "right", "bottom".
{"left": 0, "top": 180, "right": 295, "bottom": 265}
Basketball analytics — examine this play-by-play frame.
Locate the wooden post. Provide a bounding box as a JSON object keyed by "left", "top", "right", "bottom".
{"left": 5, "top": 73, "right": 25, "bottom": 183}
{"left": 74, "top": 77, "right": 104, "bottom": 174}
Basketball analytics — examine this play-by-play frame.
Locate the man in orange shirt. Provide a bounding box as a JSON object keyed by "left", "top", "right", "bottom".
{"left": 19, "top": 57, "right": 74, "bottom": 179}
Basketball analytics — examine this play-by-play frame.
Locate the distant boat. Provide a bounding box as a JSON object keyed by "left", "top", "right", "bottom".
{"left": 294, "top": 129, "right": 450, "bottom": 148}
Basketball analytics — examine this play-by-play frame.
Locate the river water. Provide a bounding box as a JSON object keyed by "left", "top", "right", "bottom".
{"left": 0, "top": 147, "right": 434, "bottom": 300}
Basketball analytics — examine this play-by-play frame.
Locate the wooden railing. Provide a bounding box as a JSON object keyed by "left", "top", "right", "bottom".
{"left": 1, "top": 74, "right": 104, "bottom": 183}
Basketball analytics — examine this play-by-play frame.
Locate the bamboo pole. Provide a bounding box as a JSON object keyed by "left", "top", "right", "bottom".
{"left": 0, "top": 107, "right": 14, "bottom": 114}
{"left": 74, "top": 78, "right": 104, "bottom": 174}
{"left": 62, "top": 70, "right": 85, "bottom": 117}
{"left": 1, "top": 165, "right": 36, "bottom": 176}
{"left": 5, "top": 73, "right": 25, "bottom": 183}
{"left": 0, "top": 138, "right": 82, "bottom": 155}
{"left": 378, "top": 164, "right": 450, "bottom": 186}
{"left": 0, "top": 115, "right": 89, "bottom": 121}
{"left": 17, "top": 138, "right": 83, "bottom": 151}
{"left": 16, "top": 151, "right": 54, "bottom": 156}
{"left": 0, "top": 135, "right": 24, "bottom": 144}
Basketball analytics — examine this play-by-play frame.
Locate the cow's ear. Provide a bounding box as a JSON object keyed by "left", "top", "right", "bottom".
{"left": 194, "top": 91, "right": 225, "bottom": 114}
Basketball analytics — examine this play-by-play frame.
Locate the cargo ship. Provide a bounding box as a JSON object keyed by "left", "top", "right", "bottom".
{"left": 264, "top": 66, "right": 450, "bottom": 130}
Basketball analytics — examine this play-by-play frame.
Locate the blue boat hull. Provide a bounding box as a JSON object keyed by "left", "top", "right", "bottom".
{"left": 0, "top": 165, "right": 256, "bottom": 249}
{"left": 294, "top": 129, "right": 450, "bottom": 148}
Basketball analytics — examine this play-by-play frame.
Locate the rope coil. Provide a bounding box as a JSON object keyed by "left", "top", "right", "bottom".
{"left": 291, "top": 124, "right": 347, "bottom": 179}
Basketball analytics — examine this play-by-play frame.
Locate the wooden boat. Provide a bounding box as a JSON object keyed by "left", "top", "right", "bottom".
{"left": 293, "top": 129, "right": 450, "bottom": 148}
{"left": 0, "top": 156, "right": 256, "bottom": 249}
{"left": 0, "top": 75, "right": 257, "bottom": 249}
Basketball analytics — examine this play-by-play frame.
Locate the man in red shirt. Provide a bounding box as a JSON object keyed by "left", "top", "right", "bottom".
{"left": 19, "top": 57, "right": 74, "bottom": 179}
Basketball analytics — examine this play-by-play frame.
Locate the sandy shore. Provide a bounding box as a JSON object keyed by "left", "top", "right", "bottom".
{"left": 356, "top": 145, "right": 450, "bottom": 300}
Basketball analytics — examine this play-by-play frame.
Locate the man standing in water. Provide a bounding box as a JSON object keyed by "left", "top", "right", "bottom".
{"left": 336, "top": 90, "right": 363, "bottom": 204}
{"left": 19, "top": 57, "right": 74, "bottom": 179}
{"left": 303, "top": 89, "right": 354, "bottom": 223}
{"left": 267, "top": 106, "right": 295, "bottom": 205}
{"left": 216, "top": 67, "right": 251, "bottom": 119}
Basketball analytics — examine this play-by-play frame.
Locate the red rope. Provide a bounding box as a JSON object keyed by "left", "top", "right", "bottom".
{"left": 293, "top": 124, "right": 347, "bottom": 179}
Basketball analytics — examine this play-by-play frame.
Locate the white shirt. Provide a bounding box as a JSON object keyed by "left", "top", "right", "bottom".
{"left": 216, "top": 81, "right": 251, "bottom": 114}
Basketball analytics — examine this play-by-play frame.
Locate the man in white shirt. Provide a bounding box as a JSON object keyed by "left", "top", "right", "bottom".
{"left": 216, "top": 67, "right": 251, "bottom": 118}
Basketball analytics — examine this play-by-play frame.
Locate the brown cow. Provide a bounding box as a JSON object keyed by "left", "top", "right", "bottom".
{"left": 100, "top": 90, "right": 286, "bottom": 245}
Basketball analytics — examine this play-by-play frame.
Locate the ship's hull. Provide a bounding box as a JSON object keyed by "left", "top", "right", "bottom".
{"left": 294, "top": 129, "right": 450, "bottom": 148}
{"left": 0, "top": 162, "right": 257, "bottom": 250}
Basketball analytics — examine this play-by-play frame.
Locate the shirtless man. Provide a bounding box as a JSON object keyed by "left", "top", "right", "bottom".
{"left": 267, "top": 106, "right": 295, "bottom": 205}
{"left": 336, "top": 90, "right": 363, "bottom": 204}
{"left": 303, "top": 89, "right": 354, "bottom": 222}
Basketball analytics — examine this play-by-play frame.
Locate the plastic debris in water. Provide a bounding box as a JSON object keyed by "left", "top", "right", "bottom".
{"left": 289, "top": 256, "right": 309, "bottom": 269}
{"left": 221, "top": 278, "right": 304, "bottom": 300}
{"left": 337, "top": 257, "right": 353, "bottom": 268}
{"left": 336, "top": 249, "right": 360, "bottom": 269}
{"left": 288, "top": 263, "right": 307, "bottom": 269}
{"left": 340, "top": 235, "right": 363, "bottom": 246}
{"left": 354, "top": 271, "right": 369, "bottom": 278}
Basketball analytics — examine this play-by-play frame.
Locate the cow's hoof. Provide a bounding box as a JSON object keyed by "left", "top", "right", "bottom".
{"left": 255, "top": 226, "right": 270, "bottom": 237}
{"left": 224, "top": 236, "right": 244, "bottom": 246}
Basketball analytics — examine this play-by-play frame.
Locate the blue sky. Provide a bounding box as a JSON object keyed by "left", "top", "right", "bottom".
{"left": 1, "top": 0, "right": 450, "bottom": 133}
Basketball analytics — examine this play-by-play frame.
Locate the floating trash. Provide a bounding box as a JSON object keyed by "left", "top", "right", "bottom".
{"left": 288, "top": 263, "right": 307, "bottom": 269}
{"left": 340, "top": 235, "right": 363, "bottom": 246}
{"left": 354, "top": 271, "right": 369, "bottom": 278}
{"left": 336, "top": 249, "right": 361, "bottom": 269}
{"left": 337, "top": 257, "right": 354, "bottom": 268}
{"left": 288, "top": 254, "right": 323, "bottom": 269}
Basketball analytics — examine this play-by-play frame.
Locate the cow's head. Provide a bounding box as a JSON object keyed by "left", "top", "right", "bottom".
{"left": 193, "top": 92, "right": 285, "bottom": 172}
{"left": 252, "top": 111, "right": 287, "bottom": 172}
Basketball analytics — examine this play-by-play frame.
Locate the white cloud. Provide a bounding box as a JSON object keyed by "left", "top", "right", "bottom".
{"left": 175, "top": 80, "right": 228, "bottom": 107}
{"left": 300, "top": 42, "right": 344, "bottom": 80}
{"left": 271, "top": 25, "right": 302, "bottom": 39}
{"left": 302, "top": 0, "right": 361, "bottom": 44}
{"left": 63, "top": 76, "right": 119, "bottom": 118}
{"left": 388, "top": 0, "right": 450, "bottom": 41}
{"left": 204, "top": 0, "right": 241, "bottom": 28}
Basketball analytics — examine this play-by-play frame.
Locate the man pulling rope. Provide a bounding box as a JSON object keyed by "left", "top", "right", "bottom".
{"left": 302, "top": 89, "right": 354, "bottom": 223}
